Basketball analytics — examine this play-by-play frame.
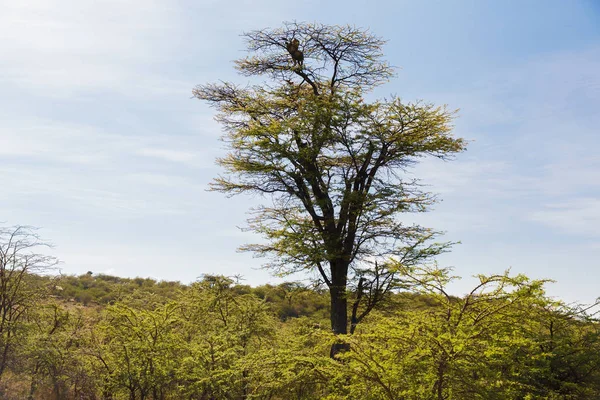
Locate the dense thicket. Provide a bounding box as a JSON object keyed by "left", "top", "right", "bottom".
{"left": 1, "top": 270, "right": 599, "bottom": 400}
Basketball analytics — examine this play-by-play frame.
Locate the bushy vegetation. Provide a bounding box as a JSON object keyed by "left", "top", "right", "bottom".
{"left": 0, "top": 269, "right": 597, "bottom": 400}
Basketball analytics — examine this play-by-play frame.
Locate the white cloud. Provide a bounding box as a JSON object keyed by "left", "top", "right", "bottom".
{"left": 137, "top": 148, "right": 208, "bottom": 166}
{"left": 0, "top": 165, "right": 190, "bottom": 218}
{"left": 125, "top": 173, "right": 199, "bottom": 187}
{"left": 0, "top": 116, "right": 214, "bottom": 218}
{"left": 0, "top": 0, "right": 184, "bottom": 96}
{"left": 529, "top": 199, "right": 600, "bottom": 237}
{"left": 0, "top": 117, "right": 218, "bottom": 168}
{"left": 0, "top": 118, "right": 137, "bottom": 164}
{"left": 408, "top": 45, "right": 600, "bottom": 228}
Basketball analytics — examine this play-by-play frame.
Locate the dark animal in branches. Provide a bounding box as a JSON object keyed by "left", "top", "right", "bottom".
{"left": 286, "top": 38, "right": 304, "bottom": 66}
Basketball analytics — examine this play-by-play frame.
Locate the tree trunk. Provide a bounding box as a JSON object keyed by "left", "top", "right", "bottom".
{"left": 433, "top": 356, "right": 447, "bottom": 400}
{"left": 0, "top": 339, "right": 11, "bottom": 380}
{"left": 329, "top": 260, "right": 350, "bottom": 358}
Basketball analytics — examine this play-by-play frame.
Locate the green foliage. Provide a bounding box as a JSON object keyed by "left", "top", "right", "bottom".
{"left": 196, "top": 23, "right": 467, "bottom": 339}
{"left": 99, "top": 301, "right": 183, "bottom": 399}
{"left": 244, "top": 318, "right": 344, "bottom": 399}
{"left": 175, "top": 276, "right": 277, "bottom": 399}
{"left": 0, "top": 270, "right": 599, "bottom": 399}
{"left": 2, "top": 226, "right": 600, "bottom": 399}
{"left": 255, "top": 282, "right": 329, "bottom": 322}
{"left": 21, "top": 303, "right": 100, "bottom": 400}
{"left": 51, "top": 273, "right": 186, "bottom": 306}
{"left": 340, "top": 266, "right": 600, "bottom": 400}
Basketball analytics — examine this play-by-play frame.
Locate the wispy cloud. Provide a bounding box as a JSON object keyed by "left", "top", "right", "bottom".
{"left": 137, "top": 148, "right": 213, "bottom": 168}
{"left": 0, "top": 116, "right": 213, "bottom": 219}
{"left": 0, "top": 118, "right": 138, "bottom": 164}
{"left": 0, "top": 0, "right": 184, "bottom": 97}
{"left": 408, "top": 46, "right": 600, "bottom": 238}
{"left": 530, "top": 199, "right": 600, "bottom": 237}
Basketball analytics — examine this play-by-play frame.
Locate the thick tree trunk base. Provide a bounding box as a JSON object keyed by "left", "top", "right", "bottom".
{"left": 330, "top": 342, "right": 350, "bottom": 359}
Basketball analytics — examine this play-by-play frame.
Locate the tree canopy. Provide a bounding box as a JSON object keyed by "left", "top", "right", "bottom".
{"left": 194, "top": 22, "right": 466, "bottom": 346}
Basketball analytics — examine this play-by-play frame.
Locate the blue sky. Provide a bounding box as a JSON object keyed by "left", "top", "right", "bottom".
{"left": 1, "top": 1, "right": 599, "bottom": 304}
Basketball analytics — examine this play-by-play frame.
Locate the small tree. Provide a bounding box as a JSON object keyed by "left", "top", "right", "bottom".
{"left": 344, "top": 266, "right": 550, "bottom": 399}
{"left": 176, "top": 276, "right": 276, "bottom": 399}
{"left": 99, "top": 302, "right": 183, "bottom": 400}
{"left": 195, "top": 22, "right": 466, "bottom": 355}
{"left": 0, "top": 225, "right": 57, "bottom": 381}
{"left": 23, "top": 303, "right": 97, "bottom": 400}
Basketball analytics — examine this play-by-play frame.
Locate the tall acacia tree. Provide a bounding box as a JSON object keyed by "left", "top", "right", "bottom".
{"left": 195, "top": 22, "right": 466, "bottom": 354}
